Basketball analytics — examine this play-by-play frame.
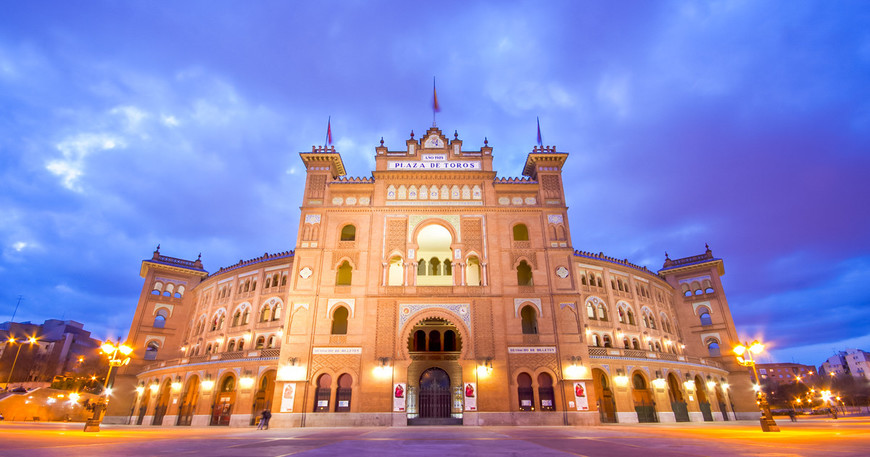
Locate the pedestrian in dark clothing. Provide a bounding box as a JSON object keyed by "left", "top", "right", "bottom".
{"left": 788, "top": 410, "right": 797, "bottom": 422}
{"left": 259, "top": 409, "right": 272, "bottom": 429}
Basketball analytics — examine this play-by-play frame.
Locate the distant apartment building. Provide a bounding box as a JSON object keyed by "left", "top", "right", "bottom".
{"left": 820, "top": 349, "right": 870, "bottom": 381}
{"left": 0, "top": 319, "right": 103, "bottom": 385}
{"left": 754, "top": 363, "right": 815, "bottom": 386}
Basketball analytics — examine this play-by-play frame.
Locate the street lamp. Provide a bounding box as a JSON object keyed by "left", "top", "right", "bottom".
{"left": 83, "top": 340, "right": 133, "bottom": 432}
{"left": 4, "top": 336, "right": 37, "bottom": 389}
{"left": 734, "top": 340, "right": 779, "bottom": 432}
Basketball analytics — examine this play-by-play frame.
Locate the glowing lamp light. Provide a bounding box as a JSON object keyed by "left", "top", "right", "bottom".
{"left": 721, "top": 383, "right": 730, "bottom": 390}
{"left": 239, "top": 377, "right": 255, "bottom": 389}
{"left": 752, "top": 384, "right": 761, "bottom": 392}
{"left": 201, "top": 379, "right": 215, "bottom": 390}
{"left": 651, "top": 378, "right": 667, "bottom": 389}
{"left": 277, "top": 363, "right": 306, "bottom": 382}
{"left": 101, "top": 343, "right": 116, "bottom": 354}
{"left": 277, "top": 329, "right": 284, "bottom": 337}
{"left": 477, "top": 359, "right": 493, "bottom": 377}
{"left": 707, "top": 381, "right": 717, "bottom": 390}
{"left": 683, "top": 380, "right": 696, "bottom": 391}
{"left": 149, "top": 382, "right": 159, "bottom": 393}
{"left": 614, "top": 375, "right": 629, "bottom": 387}
{"left": 68, "top": 392, "right": 81, "bottom": 402}
{"left": 119, "top": 344, "right": 133, "bottom": 356}
{"left": 46, "top": 397, "right": 56, "bottom": 404}
{"left": 564, "top": 364, "right": 588, "bottom": 380}
{"left": 28, "top": 337, "right": 37, "bottom": 344}
{"left": 215, "top": 337, "right": 224, "bottom": 344}
{"left": 135, "top": 386, "right": 145, "bottom": 395}
{"left": 749, "top": 342, "right": 764, "bottom": 354}
{"left": 733, "top": 345, "right": 747, "bottom": 356}
{"left": 171, "top": 382, "right": 182, "bottom": 392}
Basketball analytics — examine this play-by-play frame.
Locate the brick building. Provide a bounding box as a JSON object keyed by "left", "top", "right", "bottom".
{"left": 105, "top": 126, "right": 756, "bottom": 427}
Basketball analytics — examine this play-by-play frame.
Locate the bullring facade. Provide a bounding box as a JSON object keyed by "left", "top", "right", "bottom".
{"left": 106, "top": 126, "right": 757, "bottom": 427}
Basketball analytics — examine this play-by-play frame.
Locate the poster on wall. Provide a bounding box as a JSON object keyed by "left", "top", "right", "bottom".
{"left": 280, "top": 383, "right": 296, "bottom": 412}
{"left": 393, "top": 383, "right": 406, "bottom": 412}
{"left": 464, "top": 382, "right": 477, "bottom": 411}
{"left": 573, "top": 381, "right": 589, "bottom": 411}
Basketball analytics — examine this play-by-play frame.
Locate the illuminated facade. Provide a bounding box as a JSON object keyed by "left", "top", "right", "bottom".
{"left": 106, "top": 126, "right": 757, "bottom": 427}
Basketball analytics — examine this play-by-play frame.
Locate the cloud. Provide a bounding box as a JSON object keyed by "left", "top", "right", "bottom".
{"left": 46, "top": 132, "right": 125, "bottom": 191}
{"left": 12, "top": 241, "right": 27, "bottom": 252}
{"left": 597, "top": 73, "right": 631, "bottom": 118}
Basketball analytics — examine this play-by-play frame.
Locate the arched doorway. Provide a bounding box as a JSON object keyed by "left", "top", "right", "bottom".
{"left": 250, "top": 371, "right": 276, "bottom": 425}
{"left": 592, "top": 369, "right": 616, "bottom": 423}
{"left": 152, "top": 380, "right": 172, "bottom": 425}
{"left": 517, "top": 372, "right": 534, "bottom": 411}
{"left": 667, "top": 374, "right": 689, "bottom": 422}
{"left": 415, "top": 224, "right": 453, "bottom": 286}
{"left": 419, "top": 367, "right": 451, "bottom": 419}
{"left": 537, "top": 373, "right": 556, "bottom": 411}
{"left": 695, "top": 375, "right": 713, "bottom": 421}
{"left": 335, "top": 373, "right": 353, "bottom": 412}
{"left": 314, "top": 374, "right": 332, "bottom": 412}
{"left": 177, "top": 375, "right": 199, "bottom": 426}
{"left": 632, "top": 372, "right": 657, "bottom": 423}
{"left": 136, "top": 385, "right": 151, "bottom": 425}
{"left": 211, "top": 375, "right": 236, "bottom": 426}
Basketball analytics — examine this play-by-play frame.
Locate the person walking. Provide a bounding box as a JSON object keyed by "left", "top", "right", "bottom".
{"left": 788, "top": 410, "right": 797, "bottom": 422}
{"left": 260, "top": 408, "right": 272, "bottom": 430}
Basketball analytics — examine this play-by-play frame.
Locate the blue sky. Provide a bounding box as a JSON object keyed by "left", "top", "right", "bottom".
{"left": 1, "top": 1, "right": 868, "bottom": 366}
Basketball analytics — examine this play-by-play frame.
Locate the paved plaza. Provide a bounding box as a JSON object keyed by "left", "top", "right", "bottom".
{"left": 0, "top": 417, "right": 866, "bottom": 457}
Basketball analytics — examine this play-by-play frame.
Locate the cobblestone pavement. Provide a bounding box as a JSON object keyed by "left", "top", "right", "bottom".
{"left": 0, "top": 417, "right": 866, "bottom": 457}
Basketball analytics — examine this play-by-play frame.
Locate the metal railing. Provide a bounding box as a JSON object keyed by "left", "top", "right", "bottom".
{"left": 587, "top": 346, "right": 724, "bottom": 369}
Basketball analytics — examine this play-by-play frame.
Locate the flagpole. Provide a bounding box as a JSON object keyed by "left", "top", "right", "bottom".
{"left": 326, "top": 116, "right": 331, "bottom": 148}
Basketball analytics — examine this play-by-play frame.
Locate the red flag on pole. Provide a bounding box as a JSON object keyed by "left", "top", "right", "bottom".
{"left": 433, "top": 78, "right": 441, "bottom": 113}
{"left": 536, "top": 116, "right": 542, "bottom": 146}
{"left": 326, "top": 116, "right": 333, "bottom": 147}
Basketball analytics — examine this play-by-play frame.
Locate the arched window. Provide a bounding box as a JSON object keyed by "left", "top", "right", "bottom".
{"left": 314, "top": 374, "right": 331, "bottom": 412}
{"left": 627, "top": 309, "right": 636, "bottom": 325}
{"left": 591, "top": 334, "right": 601, "bottom": 347}
{"left": 465, "top": 256, "right": 481, "bottom": 286}
{"left": 237, "top": 339, "right": 244, "bottom": 351}
{"left": 271, "top": 305, "right": 281, "bottom": 321}
{"left": 632, "top": 338, "right": 640, "bottom": 349}
{"left": 340, "top": 224, "right": 356, "bottom": 241}
{"left": 699, "top": 308, "right": 713, "bottom": 326}
{"left": 618, "top": 307, "right": 625, "bottom": 323}
{"left": 413, "top": 330, "right": 426, "bottom": 351}
{"left": 443, "top": 259, "right": 452, "bottom": 276}
{"left": 517, "top": 372, "right": 534, "bottom": 411}
{"left": 444, "top": 330, "right": 457, "bottom": 351}
{"left": 331, "top": 307, "right": 349, "bottom": 335}
{"left": 232, "top": 311, "right": 241, "bottom": 327}
{"left": 707, "top": 339, "right": 721, "bottom": 357}
{"left": 520, "top": 305, "right": 538, "bottom": 334}
{"left": 602, "top": 335, "right": 613, "bottom": 348}
{"left": 513, "top": 224, "right": 530, "bottom": 241}
{"left": 517, "top": 260, "right": 533, "bottom": 286}
{"left": 586, "top": 303, "right": 596, "bottom": 319}
{"left": 538, "top": 372, "right": 555, "bottom": 411}
{"left": 227, "top": 340, "right": 236, "bottom": 352}
{"left": 267, "top": 335, "right": 276, "bottom": 349}
{"left": 145, "top": 341, "right": 160, "bottom": 360}
{"left": 388, "top": 256, "right": 403, "bottom": 286}
{"left": 581, "top": 275, "right": 587, "bottom": 286}
{"left": 220, "top": 376, "right": 235, "bottom": 393}
{"left": 153, "top": 309, "right": 168, "bottom": 328}
{"left": 654, "top": 342, "right": 662, "bottom": 352}
{"left": 242, "top": 309, "right": 250, "bottom": 325}
{"left": 597, "top": 303, "right": 608, "bottom": 321}
{"left": 429, "top": 257, "right": 441, "bottom": 276}
{"left": 255, "top": 336, "right": 265, "bottom": 350}
{"left": 260, "top": 306, "right": 271, "bottom": 323}
{"left": 417, "top": 259, "right": 427, "bottom": 276}
{"left": 335, "top": 373, "right": 352, "bottom": 412}
{"left": 623, "top": 337, "right": 631, "bottom": 349}
{"left": 336, "top": 260, "right": 352, "bottom": 285}
{"left": 597, "top": 277, "right": 603, "bottom": 288}
{"left": 428, "top": 330, "right": 441, "bottom": 351}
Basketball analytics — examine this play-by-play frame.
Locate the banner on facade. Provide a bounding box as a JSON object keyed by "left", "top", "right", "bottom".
{"left": 573, "top": 381, "right": 589, "bottom": 411}
{"left": 507, "top": 346, "right": 557, "bottom": 354}
{"left": 280, "top": 383, "right": 296, "bottom": 412}
{"left": 393, "top": 383, "right": 406, "bottom": 412}
{"left": 464, "top": 382, "right": 477, "bottom": 411}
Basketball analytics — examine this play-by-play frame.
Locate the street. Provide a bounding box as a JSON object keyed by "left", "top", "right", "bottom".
{"left": 0, "top": 417, "right": 865, "bottom": 457}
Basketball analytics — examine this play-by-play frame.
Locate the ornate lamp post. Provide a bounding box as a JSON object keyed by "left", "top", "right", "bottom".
{"left": 734, "top": 340, "right": 779, "bottom": 432}
{"left": 83, "top": 341, "right": 133, "bottom": 432}
{"left": 4, "top": 336, "right": 37, "bottom": 389}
